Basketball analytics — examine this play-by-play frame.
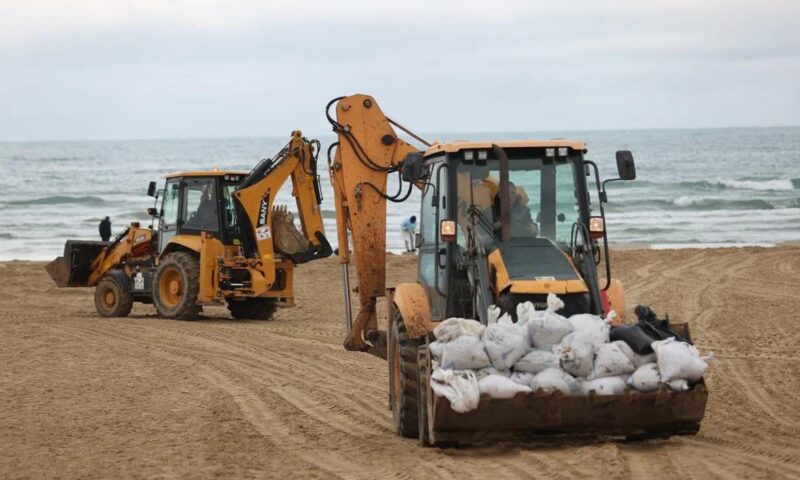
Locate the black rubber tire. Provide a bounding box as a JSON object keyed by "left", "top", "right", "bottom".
{"left": 227, "top": 298, "right": 277, "bottom": 320}
{"left": 417, "top": 347, "right": 432, "bottom": 447}
{"left": 94, "top": 276, "right": 134, "bottom": 318}
{"left": 153, "top": 252, "right": 201, "bottom": 320}
{"left": 389, "top": 307, "right": 421, "bottom": 438}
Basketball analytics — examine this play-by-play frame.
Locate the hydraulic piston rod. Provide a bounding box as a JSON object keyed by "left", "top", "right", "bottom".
{"left": 341, "top": 263, "right": 353, "bottom": 333}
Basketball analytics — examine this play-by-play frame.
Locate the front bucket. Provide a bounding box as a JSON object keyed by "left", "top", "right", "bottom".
{"left": 46, "top": 240, "right": 107, "bottom": 287}
{"left": 418, "top": 323, "right": 708, "bottom": 446}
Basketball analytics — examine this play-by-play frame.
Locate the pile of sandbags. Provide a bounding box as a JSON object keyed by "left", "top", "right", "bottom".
{"left": 428, "top": 294, "right": 711, "bottom": 412}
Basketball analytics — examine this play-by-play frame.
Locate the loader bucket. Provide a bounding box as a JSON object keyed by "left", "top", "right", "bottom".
{"left": 418, "top": 323, "right": 708, "bottom": 446}
{"left": 46, "top": 240, "right": 107, "bottom": 287}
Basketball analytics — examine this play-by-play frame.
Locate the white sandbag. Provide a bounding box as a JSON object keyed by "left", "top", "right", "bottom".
{"left": 633, "top": 352, "right": 657, "bottom": 368}
{"left": 652, "top": 337, "right": 711, "bottom": 382}
{"left": 627, "top": 362, "right": 661, "bottom": 392}
{"left": 615, "top": 340, "right": 636, "bottom": 363}
{"left": 514, "top": 349, "right": 559, "bottom": 374}
{"left": 530, "top": 368, "right": 580, "bottom": 395}
{"left": 528, "top": 294, "right": 573, "bottom": 349}
{"left": 580, "top": 376, "right": 628, "bottom": 395}
{"left": 666, "top": 379, "right": 690, "bottom": 391}
{"left": 430, "top": 369, "right": 480, "bottom": 413}
{"left": 509, "top": 371, "right": 535, "bottom": 386}
{"left": 475, "top": 366, "right": 511, "bottom": 381}
{"left": 433, "top": 317, "right": 486, "bottom": 341}
{"left": 429, "top": 340, "right": 444, "bottom": 360}
{"left": 516, "top": 301, "right": 543, "bottom": 324}
{"left": 487, "top": 305, "right": 502, "bottom": 325}
{"left": 567, "top": 313, "right": 611, "bottom": 353}
{"left": 483, "top": 318, "right": 530, "bottom": 370}
{"left": 478, "top": 374, "right": 532, "bottom": 399}
{"left": 497, "top": 312, "right": 513, "bottom": 325}
{"left": 556, "top": 333, "right": 595, "bottom": 377}
{"left": 590, "top": 341, "right": 636, "bottom": 379}
{"left": 440, "top": 335, "right": 491, "bottom": 370}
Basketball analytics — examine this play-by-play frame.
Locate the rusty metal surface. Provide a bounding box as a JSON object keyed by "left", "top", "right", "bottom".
{"left": 45, "top": 257, "right": 71, "bottom": 287}
{"left": 271, "top": 205, "right": 310, "bottom": 256}
{"left": 429, "top": 384, "right": 706, "bottom": 441}
{"left": 331, "top": 95, "right": 422, "bottom": 350}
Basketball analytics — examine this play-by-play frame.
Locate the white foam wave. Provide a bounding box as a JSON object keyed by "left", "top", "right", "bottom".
{"left": 720, "top": 179, "right": 794, "bottom": 191}
{"left": 673, "top": 195, "right": 707, "bottom": 207}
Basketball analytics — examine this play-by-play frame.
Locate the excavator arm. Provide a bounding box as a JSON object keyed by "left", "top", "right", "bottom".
{"left": 233, "top": 131, "right": 332, "bottom": 279}
{"left": 327, "top": 95, "right": 424, "bottom": 355}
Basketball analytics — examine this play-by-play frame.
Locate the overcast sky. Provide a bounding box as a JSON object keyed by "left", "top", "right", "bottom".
{"left": 0, "top": 0, "right": 798, "bottom": 141}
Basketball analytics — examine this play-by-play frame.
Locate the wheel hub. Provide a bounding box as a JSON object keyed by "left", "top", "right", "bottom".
{"left": 159, "top": 268, "right": 183, "bottom": 307}
{"left": 104, "top": 290, "right": 115, "bottom": 307}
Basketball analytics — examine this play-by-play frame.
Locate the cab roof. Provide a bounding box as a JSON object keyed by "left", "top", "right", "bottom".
{"left": 164, "top": 169, "right": 249, "bottom": 179}
{"left": 424, "top": 139, "right": 587, "bottom": 156}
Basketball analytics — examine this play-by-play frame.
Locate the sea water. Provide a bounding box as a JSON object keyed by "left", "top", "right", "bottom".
{"left": 0, "top": 127, "right": 798, "bottom": 260}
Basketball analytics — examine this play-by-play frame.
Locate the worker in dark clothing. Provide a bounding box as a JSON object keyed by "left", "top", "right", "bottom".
{"left": 99, "top": 216, "right": 112, "bottom": 242}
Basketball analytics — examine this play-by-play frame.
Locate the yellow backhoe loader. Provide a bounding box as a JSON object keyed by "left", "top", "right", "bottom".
{"left": 47, "top": 131, "right": 332, "bottom": 320}
{"left": 326, "top": 94, "right": 707, "bottom": 445}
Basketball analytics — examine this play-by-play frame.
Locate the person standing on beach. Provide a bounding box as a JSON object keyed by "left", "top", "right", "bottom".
{"left": 401, "top": 215, "right": 417, "bottom": 252}
{"left": 99, "top": 216, "right": 111, "bottom": 242}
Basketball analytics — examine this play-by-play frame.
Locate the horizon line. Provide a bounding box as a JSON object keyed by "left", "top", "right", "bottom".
{"left": 1, "top": 123, "right": 798, "bottom": 144}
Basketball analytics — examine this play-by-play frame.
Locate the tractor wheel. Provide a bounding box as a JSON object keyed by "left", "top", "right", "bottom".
{"left": 417, "top": 347, "right": 432, "bottom": 447}
{"left": 227, "top": 298, "right": 277, "bottom": 320}
{"left": 153, "top": 252, "right": 201, "bottom": 320}
{"left": 94, "top": 276, "right": 134, "bottom": 318}
{"left": 389, "top": 307, "right": 422, "bottom": 438}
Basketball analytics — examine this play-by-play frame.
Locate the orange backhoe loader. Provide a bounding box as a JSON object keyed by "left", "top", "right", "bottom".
{"left": 326, "top": 94, "right": 707, "bottom": 445}
{"left": 47, "top": 131, "right": 332, "bottom": 320}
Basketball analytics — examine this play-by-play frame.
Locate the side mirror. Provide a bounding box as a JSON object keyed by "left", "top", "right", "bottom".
{"left": 615, "top": 151, "right": 636, "bottom": 181}
{"left": 147, "top": 207, "right": 159, "bottom": 217}
{"left": 147, "top": 181, "right": 158, "bottom": 197}
{"left": 600, "top": 150, "right": 637, "bottom": 203}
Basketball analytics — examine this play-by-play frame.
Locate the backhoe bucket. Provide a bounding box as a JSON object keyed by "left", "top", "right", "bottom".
{"left": 46, "top": 240, "right": 107, "bottom": 287}
{"left": 419, "top": 323, "right": 708, "bottom": 446}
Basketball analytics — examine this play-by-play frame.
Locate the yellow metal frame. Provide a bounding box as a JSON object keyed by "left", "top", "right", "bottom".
{"left": 158, "top": 131, "right": 322, "bottom": 306}
{"left": 487, "top": 242, "right": 589, "bottom": 297}
{"left": 88, "top": 225, "right": 153, "bottom": 286}
{"left": 390, "top": 283, "right": 435, "bottom": 340}
{"left": 329, "top": 95, "right": 423, "bottom": 350}
{"left": 605, "top": 278, "right": 626, "bottom": 323}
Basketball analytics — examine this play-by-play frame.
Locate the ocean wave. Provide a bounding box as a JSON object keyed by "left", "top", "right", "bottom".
{"left": 0, "top": 233, "right": 16, "bottom": 239}
{"left": 672, "top": 196, "right": 774, "bottom": 210}
{"left": 719, "top": 179, "right": 797, "bottom": 191}
{"left": 124, "top": 209, "right": 154, "bottom": 220}
{"left": 4, "top": 195, "right": 105, "bottom": 206}
{"left": 615, "top": 227, "right": 673, "bottom": 235}
{"left": 671, "top": 178, "right": 799, "bottom": 191}
{"left": 612, "top": 197, "right": 776, "bottom": 211}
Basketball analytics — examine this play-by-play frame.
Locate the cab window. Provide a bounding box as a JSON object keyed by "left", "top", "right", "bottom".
{"left": 161, "top": 180, "right": 180, "bottom": 226}
{"left": 182, "top": 178, "right": 219, "bottom": 232}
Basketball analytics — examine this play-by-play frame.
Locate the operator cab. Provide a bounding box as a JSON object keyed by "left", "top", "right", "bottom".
{"left": 147, "top": 170, "right": 247, "bottom": 254}
{"left": 415, "top": 140, "right": 634, "bottom": 322}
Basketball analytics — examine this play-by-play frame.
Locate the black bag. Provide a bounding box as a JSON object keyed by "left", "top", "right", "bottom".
{"left": 610, "top": 305, "right": 691, "bottom": 355}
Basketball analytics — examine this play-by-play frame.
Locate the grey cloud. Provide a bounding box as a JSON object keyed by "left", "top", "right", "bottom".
{"left": 0, "top": 2, "right": 798, "bottom": 140}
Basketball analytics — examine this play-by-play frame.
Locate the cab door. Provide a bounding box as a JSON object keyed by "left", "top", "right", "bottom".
{"left": 417, "top": 161, "right": 449, "bottom": 321}
{"left": 158, "top": 179, "right": 181, "bottom": 253}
